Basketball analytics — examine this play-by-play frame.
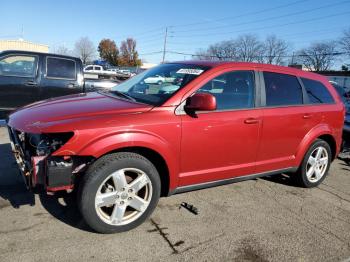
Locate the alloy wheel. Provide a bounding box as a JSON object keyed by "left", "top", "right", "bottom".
{"left": 95, "top": 168, "right": 153, "bottom": 226}
{"left": 306, "top": 146, "right": 329, "bottom": 183}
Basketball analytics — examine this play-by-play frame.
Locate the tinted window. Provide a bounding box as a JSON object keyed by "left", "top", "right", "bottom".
{"left": 264, "top": 72, "right": 303, "bottom": 106}
{"left": 197, "top": 71, "right": 255, "bottom": 110}
{"left": 85, "top": 66, "right": 93, "bottom": 70}
{"left": 302, "top": 78, "right": 334, "bottom": 104}
{"left": 46, "top": 57, "right": 76, "bottom": 79}
{"left": 0, "top": 55, "right": 37, "bottom": 77}
{"left": 94, "top": 66, "right": 101, "bottom": 71}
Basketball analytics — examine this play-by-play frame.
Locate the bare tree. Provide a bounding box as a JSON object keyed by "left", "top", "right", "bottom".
{"left": 195, "top": 41, "right": 238, "bottom": 60}
{"left": 339, "top": 28, "right": 350, "bottom": 56}
{"left": 297, "top": 41, "right": 337, "bottom": 71}
{"left": 194, "top": 48, "right": 214, "bottom": 60}
{"left": 234, "top": 34, "right": 264, "bottom": 62}
{"left": 262, "top": 35, "right": 289, "bottom": 65}
{"left": 74, "top": 37, "right": 96, "bottom": 64}
{"left": 52, "top": 45, "right": 71, "bottom": 56}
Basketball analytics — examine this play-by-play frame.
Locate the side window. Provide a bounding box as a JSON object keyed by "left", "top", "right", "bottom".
{"left": 197, "top": 71, "right": 255, "bottom": 110}
{"left": 301, "top": 78, "right": 334, "bottom": 104}
{"left": 85, "top": 66, "right": 93, "bottom": 70}
{"left": 264, "top": 72, "right": 303, "bottom": 106}
{"left": 46, "top": 57, "right": 76, "bottom": 79}
{"left": 94, "top": 66, "right": 101, "bottom": 71}
{"left": 0, "top": 55, "right": 37, "bottom": 77}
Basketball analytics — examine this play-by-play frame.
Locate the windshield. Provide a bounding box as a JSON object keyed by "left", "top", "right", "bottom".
{"left": 110, "top": 63, "right": 210, "bottom": 105}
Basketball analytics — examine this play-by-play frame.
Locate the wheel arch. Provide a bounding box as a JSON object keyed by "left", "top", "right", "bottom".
{"left": 317, "top": 134, "right": 336, "bottom": 161}
{"left": 295, "top": 124, "right": 338, "bottom": 165}
{"left": 109, "top": 146, "right": 171, "bottom": 197}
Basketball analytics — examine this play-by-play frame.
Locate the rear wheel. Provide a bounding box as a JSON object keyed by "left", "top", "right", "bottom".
{"left": 78, "top": 152, "right": 160, "bottom": 233}
{"left": 295, "top": 139, "right": 331, "bottom": 187}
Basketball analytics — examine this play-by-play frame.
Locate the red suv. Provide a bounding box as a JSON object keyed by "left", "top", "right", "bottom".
{"left": 7, "top": 61, "right": 344, "bottom": 233}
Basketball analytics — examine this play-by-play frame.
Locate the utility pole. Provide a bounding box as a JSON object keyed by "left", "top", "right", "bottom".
{"left": 162, "top": 27, "right": 168, "bottom": 63}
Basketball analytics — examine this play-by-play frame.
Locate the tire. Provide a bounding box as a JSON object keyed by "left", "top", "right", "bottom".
{"left": 78, "top": 152, "right": 161, "bottom": 234}
{"left": 294, "top": 139, "right": 332, "bottom": 188}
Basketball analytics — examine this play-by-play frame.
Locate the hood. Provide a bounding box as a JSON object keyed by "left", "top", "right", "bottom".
{"left": 7, "top": 92, "right": 152, "bottom": 133}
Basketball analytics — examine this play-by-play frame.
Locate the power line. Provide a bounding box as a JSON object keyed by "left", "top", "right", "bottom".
{"left": 165, "top": 27, "right": 344, "bottom": 47}
{"left": 170, "top": 0, "right": 310, "bottom": 28}
{"left": 117, "top": 27, "right": 164, "bottom": 39}
{"left": 172, "top": 10, "right": 350, "bottom": 38}
{"left": 172, "top": 0, "right": 350, "bottom": 34}
{"left": 166, "top": 50, "right": 350, "bottom": 59}
{"left": 139, "top": 51, "right": 163, "bottom": 56}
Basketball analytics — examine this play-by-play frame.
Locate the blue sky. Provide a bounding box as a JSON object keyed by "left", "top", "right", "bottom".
{"left": 1, "top": 0, "right": 350, "bottom": 64}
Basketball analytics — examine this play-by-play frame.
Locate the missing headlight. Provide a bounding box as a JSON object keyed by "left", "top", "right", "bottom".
{"left": 27, "top": 132, "right": 74, "bottom": 156}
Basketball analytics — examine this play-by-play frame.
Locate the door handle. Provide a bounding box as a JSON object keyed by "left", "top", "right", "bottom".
{"left": 67, "top": 83, "right": 76, "bottom": 88}
{"left": 25, "top": 80, "right": 37, "bottom": 86}
{"left": 303, "top": 114, "right": 312, "bottom": 119}
{"left": 244, "top": 118, "right": 259, "bottom": 124}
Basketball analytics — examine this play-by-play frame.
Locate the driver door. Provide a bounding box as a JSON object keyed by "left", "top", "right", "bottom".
{"left": 179, "top": 70, "right": 262, "bottom": 187}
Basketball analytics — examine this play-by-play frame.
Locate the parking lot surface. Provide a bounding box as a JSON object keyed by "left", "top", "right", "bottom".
{"left": 0, "top": 126, "right": 349, "bottom": 262}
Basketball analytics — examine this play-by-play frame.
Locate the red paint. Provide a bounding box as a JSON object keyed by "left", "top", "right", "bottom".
{"left": 185, "top": 93, "right": 217, "bottom": 111}
{"left": 7, "top": 62, "right": 345, "bottom": 193}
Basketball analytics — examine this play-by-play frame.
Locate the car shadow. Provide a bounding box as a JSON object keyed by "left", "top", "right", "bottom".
{"left": 38, "top": 191, "right": 94, "bottom": 233}
{"left": 260, "top": 173, "right": 299, "bottom": 187}
{"left": 0, "top": 143, "right": 35, "bottom": 208}
{"left": 0, "top": 142, "right": 93, "bottom": 232}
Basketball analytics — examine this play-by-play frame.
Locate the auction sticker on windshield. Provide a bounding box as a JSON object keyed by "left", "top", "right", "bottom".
{"left": 176, "top": 68, "right": 204, "bottom": 75}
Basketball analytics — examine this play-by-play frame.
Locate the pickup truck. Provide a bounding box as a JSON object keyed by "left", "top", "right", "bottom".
{"left": 0, "top": 50, "right": 84, "bottom": 117}
{"left": 0, "top": 50, "right": 119, "bottom": 118}
{"left": 84, "top": 65, "right": 117, "bottom": 79}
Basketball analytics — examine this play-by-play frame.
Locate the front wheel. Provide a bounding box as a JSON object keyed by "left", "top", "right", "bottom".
{"left": 78, "top": 152, "right": 161, "bottom": 233}
{"left": 294, "top": 139, "right": 332, "bottom": 188}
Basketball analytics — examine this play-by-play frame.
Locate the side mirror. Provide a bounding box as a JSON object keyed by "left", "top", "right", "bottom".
{"left": 185, "top": 93, "right": 216, "bottom": 112}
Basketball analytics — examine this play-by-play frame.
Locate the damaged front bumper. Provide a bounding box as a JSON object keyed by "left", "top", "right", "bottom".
{"left": 7, "top": 125, "right": 89, "bottom": 192}
{"left": 7, "top": 125, "right": 31, "bottom": 187}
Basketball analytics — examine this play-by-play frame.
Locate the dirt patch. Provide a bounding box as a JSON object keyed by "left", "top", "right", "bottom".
{"left": 235, "top": 238, "right": 269, "bottom": 262}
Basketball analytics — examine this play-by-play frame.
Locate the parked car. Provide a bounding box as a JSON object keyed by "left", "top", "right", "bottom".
{"left": 84, "top": 65, "right": 117, "bottom": 79}
{"left": 330, "top": 82, "right": 350, "bottom": 133}
{"left": 0, "top": 50, "right": 85, "bottom": 117}
{"left": 144, "top": 75, "right": 175, "bottom": 85}
{"left": 7, "top": 61, "right": 344, "bottom": 234}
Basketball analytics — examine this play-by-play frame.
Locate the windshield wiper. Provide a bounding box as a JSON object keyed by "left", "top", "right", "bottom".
{"left": 107, "top": 90, "right": 137, "bottom": 102}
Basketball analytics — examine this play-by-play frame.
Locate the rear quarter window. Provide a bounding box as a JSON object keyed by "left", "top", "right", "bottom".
{"left": 263, "top": 72, "right": 303, "bottom": 107}
{"left": 46, "top": 57, "right": 76, "bottom": 79}
{"left": 301, "top": 78, "right": 334, "bottom": 104}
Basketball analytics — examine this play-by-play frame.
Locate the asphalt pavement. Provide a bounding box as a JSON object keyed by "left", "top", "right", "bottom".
{"left": 0, "top": 127, "right": 349, "bottom": 262}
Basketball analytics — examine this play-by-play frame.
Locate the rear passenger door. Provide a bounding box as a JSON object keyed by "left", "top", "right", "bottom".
{"left": 255, "top": 71, "right": 319, "bottom": 173}
{"left": 40, "top": 56, "right": 81, "bottom": 100}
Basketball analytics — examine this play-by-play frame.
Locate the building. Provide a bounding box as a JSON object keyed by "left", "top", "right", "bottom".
{"left": 0, "top": 39, "right": 49, "bottom": 53}
{"left": 316, "top": 71, "right": 350, "bottom": 90}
